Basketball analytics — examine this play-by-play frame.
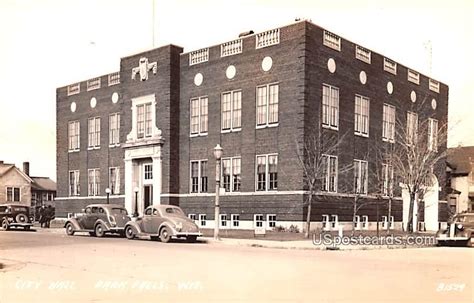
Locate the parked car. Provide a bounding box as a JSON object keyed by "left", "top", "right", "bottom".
{"left": 436, "top": 212, "right": 474, "bottom": 247}
{"left": 124, "top": 205, "right": 202, "bottom": 243}
{"left": 0, "top": 204, "right": 34, "bottom": 231}
{"left": 64, "top": 204, "right": 130, "bottom": 237}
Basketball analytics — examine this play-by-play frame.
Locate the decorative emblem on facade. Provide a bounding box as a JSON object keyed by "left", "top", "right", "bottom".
{"left": 132, "top": 57, "right": 157, "bottom": 81}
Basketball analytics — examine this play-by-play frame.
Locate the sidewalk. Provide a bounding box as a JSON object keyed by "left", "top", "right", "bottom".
{"left": 33, "top": 226, "right": 437, "bottom": 251}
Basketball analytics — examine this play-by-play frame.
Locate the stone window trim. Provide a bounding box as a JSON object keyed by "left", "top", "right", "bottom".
{"left": 126, "top": 94, "right": 161, "bottom": 143}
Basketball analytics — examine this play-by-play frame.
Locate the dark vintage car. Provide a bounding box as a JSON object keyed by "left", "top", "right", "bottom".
{"left": 0, "top": 204, "right": 34, "bottom": 230}
{"left": 124, "top": 205, "right": 202, "bottom": 243}
{"left": 64, "top": 204, "right": 130, "bottom": 237}
{"left": 436, "top": 212, "right": 474, "bottom": 247}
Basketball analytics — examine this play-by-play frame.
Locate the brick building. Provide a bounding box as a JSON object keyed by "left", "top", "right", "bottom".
{"left": 56, "top": 20, "right": 449, "bottom": 231}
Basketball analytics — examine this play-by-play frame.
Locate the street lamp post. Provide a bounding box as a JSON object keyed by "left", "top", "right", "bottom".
{"left": 105, "top": 188, "right": 111, "bottom": 204}
{"left": 213, "top": 144, "right": 223, "bottom": 240}
{"left": 133, "top": 187, "right": 139, "bottom": 217}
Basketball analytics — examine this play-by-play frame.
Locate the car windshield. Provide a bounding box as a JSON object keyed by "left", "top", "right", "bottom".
{"left": 110, "top": 208, "right": 128, "bottom": 215}
{"left": 12, "top": 207, "right": 28, "bottom": 212}
{"left": 165, "top": 208, "right": 184, "bottom": 216}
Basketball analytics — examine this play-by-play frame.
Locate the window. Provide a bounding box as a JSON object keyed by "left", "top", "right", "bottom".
{"left": 322, "top": 84, "right": 339, "bottom": 130}
{"left": 88, "top": 169, "right": 100, "bottom": 196}
{"left": 109, "top": 167, "right": 120, "bottom": 195}
{"left": 137, "top": 103, "right": 152, "bottom": 139}
{"left": 199, "top": 214, "right": 206, "bottom": 227}
{"left": 323, "top": 30, "right": 341, "bottom": 51}
{"left": 220, "top": 214, "right": 228, "bottom": 228}
{"left": 256, "top": 154, "right": 278, "bottom": 191}
{"left": 188, "top": 214, "right": 197, "bottom": 221}
{"left": 382, "top": 163, "right": 394, "bottom": 196}
{"left": 267, "top": 214, "right": 276, "bottom": 229}
{"left": 321, "top": 155, "right": 338, "bottom": 192}
{"left": 189, "top": 48, "right": 209, "bottom": 65}
{"left": 256, "top": 29, "right": 280, "bottom": 49}
{"left": 88, "top": 117, "right": 101, "bottom": 149}
{"left": 68, "top": 121, "right": 80, "bottom": 151}
{"left": 6, "top": 187, "right": 20, "bottom": 202}
{"left": 354, "top": 215, "right": 361, "bottom": 230}
{"left": 382, "top": 216, "right": 388, "bottom": 229}
{"left": 190, "top": 97, "right": 208, "bottom": 136}
{"left": 144, "top": 164, "right": 153, "bottom": 180}
{"left": 109, "top": 113, "right": 120, "bottom": 146}
{"left": 361, "top": 215, "right": 369, "bottom": 229}
{"left": 407, "top": 112, "right": 418, "bottom": 145}
{"left": 190, "top": 160, "right": 208, "bottom": 193}
{"left": 408, "top": 69, "right": 420, "bottom": 85}
{"left": 69, "top": 170, "right": 80, "bottom": 196}
{"left": 322, "top": 215, "right": 330, "bottom": 230}
{"left": 331, "top": 215, "right": 339, "bottom": 229}
{"left": 231, "top": 214, "right": 240, "bottom": 228}
{"left": 222, "top": 158, "right": 241, "bottom": 192}
{"left": 354, "top": 160, "right": 368, "bottom": 195}
{"left": 354, "top": 95, "right": 370, "bottom": 136}
{"left": 429, "top": 79, "right": 440, "bottom": 93}
{"left": 221, "top": 90, "right": 242, "bottom": 132}
{"left": 355, "top": 45, "right": 371, "bottom": 64}
{"left": 383, "top": 58, "right": 397, "bottom": 75}
{"left": 428, "top": 118, "right": 438, "bottom": 151}
{"left": 254, "top": 214, "right": 264, "bottom": 228}
{"left": 382, "top": 104, "right": 396, "bottom": 142}
{"left": 256, "top": 83, "right": 278, "bottom": 127}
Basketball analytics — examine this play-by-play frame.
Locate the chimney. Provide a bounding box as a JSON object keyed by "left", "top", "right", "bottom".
{"left": 23, "top": 162, "right": 30, "bottom": 176}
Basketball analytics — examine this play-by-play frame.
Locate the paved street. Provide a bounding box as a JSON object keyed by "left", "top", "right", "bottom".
{"left": 0, "top": 230, "right": 472, "bottom": 303}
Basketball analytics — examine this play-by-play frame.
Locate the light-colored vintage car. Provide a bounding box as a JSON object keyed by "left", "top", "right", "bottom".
{"left": 436, "top": 212, "right": 474, "bottom": 247}
{"left": 124, "top": 205, "right": 202, "bottom": 243}
{"left": 64, "top": 204, "right": 130, "bottom": 237}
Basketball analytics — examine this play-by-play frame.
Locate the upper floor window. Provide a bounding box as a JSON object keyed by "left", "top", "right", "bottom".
{"left": 222, "top": 90, "right": 242, "bottom": 132}
{"left": 222, "top": 157, "right": 241, "bottom": 192}
{"left": 355, "top": 45, "right": 371, "bottom": 64}
{"left": 407, "top": 111, "right": 418, "bottom": 145}
{"left": 88, "top": 168, "right": 100, "bottom": 196}
{"left": 88, "top": 117, "right": 100, "bottom": 149}
{"left": 137, "top": 103, "right": 152, "bottom": 139}
{"left": 354, "top": 95, "right": 370, "bottom": 137}
{"left": 383, "top": 58, "right": 397, "bottom": 75}
{"left": 68, "top": 121, "right": 80, "bottom": 151}
{"left": 69, "top": 170, "right": 80, "bottom": 196}
{"left": 109, "top": 167, "right": 120, "bottom": 195}
{"left": 256, "top": 29, "right": 280, "bottom": 49}
{"left": 144, "top": 164, "right": 153, "bottom": 180}
{"left": 256, "top": 154, "right": 278, "bottom": 191}
{"left": 323, "top": 30, "right": 341, "bottom": 51}
{"left": 190, "top": 160, "right": 208, "bottom": 193}
{"left": 322, "top": 84, "right": 339, "bottom": 130}
{"left": 6, "top": 187, "right": 20, "bottom": 202}
{"left": 256, "top": 83, "right": 279, "bottom": 127}
{"left": 407, "top": 69, "right": 420, "bottom": 85}
{"left": 382, "top": 104, "right": 396, "bottom": 143}
{"left": 353, "top": 159, "right": 368, "bottom": 195}
{"left": 382, "top": 163, "right": 394, "bottom": 196}
{"left": 190, "top": 96, "right": 208, "bottom": 136}
{"left": 109, "top": 113, "right": 120, "bottom": 146}
{"left": 322, "top": 155, "right": 338, "bottom": 192}
{"left": 428, "top": 118, "right": 438, "bottom": 151}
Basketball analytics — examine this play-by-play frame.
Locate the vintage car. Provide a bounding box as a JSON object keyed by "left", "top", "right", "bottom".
{"left": 64, "top": 204, "right": 130, "bottom": 237}
{"left": 124, "top": 205, "right": 202, "bottom": 243}
{"left": 0, "top": 204, "right": 34, "bottom": 231}
{"left": 436, "top": 212, "right": 474, "bottom": 247}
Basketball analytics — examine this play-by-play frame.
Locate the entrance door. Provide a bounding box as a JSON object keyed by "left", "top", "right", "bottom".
{"left": 144, "top": 185, "right": 153, "bottom": 210}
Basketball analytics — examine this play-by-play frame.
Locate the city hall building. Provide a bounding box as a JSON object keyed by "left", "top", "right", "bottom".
{"left": 56, "top": 20, "right": 449, "bottom": 231}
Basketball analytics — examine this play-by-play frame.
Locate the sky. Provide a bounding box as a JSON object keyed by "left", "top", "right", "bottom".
{"left": 0, "top": 0, "right": 473, "bottom": 180}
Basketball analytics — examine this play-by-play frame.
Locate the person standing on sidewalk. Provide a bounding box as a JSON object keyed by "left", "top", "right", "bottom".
{"left": 39, "top": 205, "right": 46, "bottom": 228}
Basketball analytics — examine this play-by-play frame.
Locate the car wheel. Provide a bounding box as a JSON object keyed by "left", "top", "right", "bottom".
{"left": 65, "top": 223, "right": 75, "bottom": 236}
{"left": 186, "top": 236, "right": 197, "bottom": 243}
{"left": 125, "top": 226, "right": 135, "bottom": 240}
{"left": 1, "top": 219, "right": 9, "bottom": 230}
{"left": 16, "top": 213, "right": 28, "bottom": 223}
{"left": 159, "top": 227, "right": 171, "bottom": 243}
{"left": 95, "top": 223, "right": 105, "bottom": 238}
